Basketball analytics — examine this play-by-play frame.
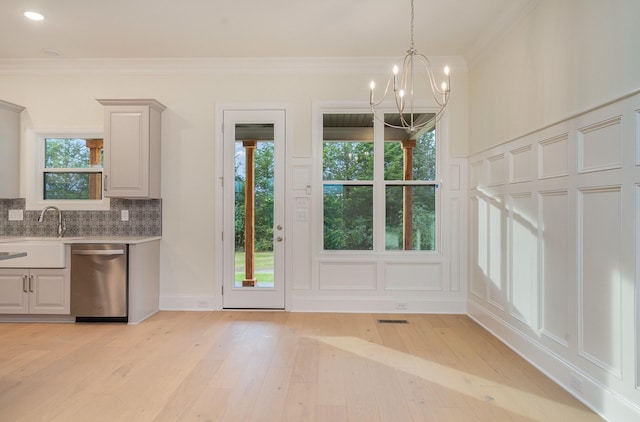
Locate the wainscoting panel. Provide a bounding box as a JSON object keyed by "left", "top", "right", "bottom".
{"left": 487, "top": 195, "right": 506, "bottom": 310}
{"left": 538, "top": 133, "right": 569, "bottom": 179}
{"left": 469, "top": 195, "right": 486, "bottom": 299}
{"left": 577, "top": 117, "right": 623, "bottom": 173}
{"left": 578, "top": 186, "right": 623, "bottom": 378}
{"left": 449, "top": 163, "right": 461, "bottom": 190}
{"left": 318, "top": 261, "right": 377, "bottom": 290}
{"left": 636, "top": 111, "right": 640, "bottom": 166}
{"left": 468, "top": 91, "right": 640, "bottom": 421}
{"left": 384, "top": 262, "right": 443, "bottom": 291}
{"left": 539, "top": 190, "right": 570, "bottom": 348}
{"left": 509, "top": 145, "right": 533, "bottom": 183}
{"left": 449, "top": 197, "right": 462, "bottom": 292}
{"left": 469, "top": 160, "right": 484, "bottom": 189}
{"left": 508, "top": 193, "right": 536, "bottom": 327}
{"left": 488, "top": 153, "right": 506, "bottom": 186}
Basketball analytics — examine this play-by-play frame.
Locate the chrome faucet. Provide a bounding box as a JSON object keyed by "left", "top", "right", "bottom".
{"left": 38, "top": 206, "right": 66, "bottom": 238}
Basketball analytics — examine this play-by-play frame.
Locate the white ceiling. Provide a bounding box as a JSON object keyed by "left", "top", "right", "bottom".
{"left": 0, "top": 0, "right": 536, "bottom": 61}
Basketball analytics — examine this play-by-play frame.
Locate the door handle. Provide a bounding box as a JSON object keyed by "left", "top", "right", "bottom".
{"left": 72, "top": 249, "right": 125, "bottom": 256}
{"left": 276, "top": 236, "right": 283, "bottom": 242}
{"left": 29, "top": 275, "right": 34, "bottom": 293}
{"left": 23, "top": 275, "right": 28, "bottom": 293}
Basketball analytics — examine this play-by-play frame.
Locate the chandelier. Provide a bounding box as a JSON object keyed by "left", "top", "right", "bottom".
{"left": 369, "top": 0, "right": 451, "bottom": 133}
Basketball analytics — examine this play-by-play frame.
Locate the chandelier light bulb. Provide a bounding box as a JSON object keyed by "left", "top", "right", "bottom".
{"left": 441, "top": 82, "right": 447, "bottom": 91}
{"left": 399, "top": 89, "right": 405, "bottom": 98}
{"left": 369, "top": 81, "right": 376, "bottom": 104}
{"left": 444, "top": 65, "right": 450, "bottom": 76}
{"left": 393, "top": 65, "right": 399, "bottom": 75}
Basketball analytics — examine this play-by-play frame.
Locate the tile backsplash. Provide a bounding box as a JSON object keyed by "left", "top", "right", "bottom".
{"left": 0, "top": 198, "right": 161, "bottom": 237}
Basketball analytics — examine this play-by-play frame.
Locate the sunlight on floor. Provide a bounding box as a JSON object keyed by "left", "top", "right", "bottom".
{"left": 312, "top": 335, "right": 601, "bottom": 422}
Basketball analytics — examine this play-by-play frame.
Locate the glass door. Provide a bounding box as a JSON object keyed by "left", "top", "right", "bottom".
{"left": 222, "top": 110, "right": 285, "bottom": 309}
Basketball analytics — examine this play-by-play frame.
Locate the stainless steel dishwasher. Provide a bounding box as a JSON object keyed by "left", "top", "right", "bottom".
{"left": 71, "top": 243, "right": 128, "bottom": 322}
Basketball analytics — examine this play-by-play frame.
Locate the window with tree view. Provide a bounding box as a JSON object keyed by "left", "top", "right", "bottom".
{"left": 322, "top": 112, "right": 438, "bottom": 251}
{"left": 42, "top": 138, "right": 104, "bottom": 200}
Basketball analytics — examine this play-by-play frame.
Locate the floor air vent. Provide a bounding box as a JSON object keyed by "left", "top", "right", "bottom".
{"left": 377, "top": 319, "right": 409, "bottom": 324}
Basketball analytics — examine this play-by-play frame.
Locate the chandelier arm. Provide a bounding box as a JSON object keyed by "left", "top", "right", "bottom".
{"left": 369, "top": 107, "right": 414, "bottom": 131}
{"left": 414, "top": 53, "right": 442, "bottom": 96}
{"left": 414, "top": 55, "right": 450, "bottom": 108}
{"left": 368, "top": 0, "right": 450, "bottom": 133}
{"left": 370, "top": 75, "right": 395, "bottom": 108}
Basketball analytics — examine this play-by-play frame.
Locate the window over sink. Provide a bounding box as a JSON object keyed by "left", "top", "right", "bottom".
{"left": 27, "top": 133, "right": 110, "bottom": 210}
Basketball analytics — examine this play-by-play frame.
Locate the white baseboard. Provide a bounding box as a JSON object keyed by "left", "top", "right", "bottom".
{"left": 160, "top": 295, "right": 216, "bottom": 311}
{"left": 290, "top": 295, "right": 467, "bottom": 314}
{"left": 160, "top": 294, "right": 466, "bottom": 314}
{"left": 467, "top": 300, "right": 640, "bottom": 422}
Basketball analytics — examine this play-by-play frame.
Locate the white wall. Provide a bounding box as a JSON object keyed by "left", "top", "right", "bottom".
{"left": 0, "top": 57, "right": 469, "bottom": 313}
{"left": 469, "top": 0, "right": 640, "bottom": 154}
{"left": 467, "top": 1, "right": 640, "bottom": 420}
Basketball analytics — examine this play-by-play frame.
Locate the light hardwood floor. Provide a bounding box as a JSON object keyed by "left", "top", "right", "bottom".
{"left": 0, "top": 312, "right": 603, "bottom": 421}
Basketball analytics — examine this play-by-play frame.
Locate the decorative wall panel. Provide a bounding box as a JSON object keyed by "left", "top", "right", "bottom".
{"left": 470, "top": 160, "right": 483, "bottom": 189}
{"left": 538, "top": 134, "right": 569, "bottom": 179}
{"left": 579, "top": 186, "right": 622, "bottom": 377}
{"left": 449, "top": 163, "right": 461, "bottom": 190}
{"left": 469, "top": 195, "right": 486, "bottom": 299}
{"left": 318, "top": 261, "right": 376, "bottom": 290}
{"left": 539, "top": 190, "right": 570, "bottom": 347}
{"left": 449, "top": 197, "right": 461, "bottom": 291}
{"left": 488, "top": 154, "right": 506, "bottom": 186}
{"left": 636, "top": 111, "right": 640, "bottom": 166}
{"left": 509, "top": 146, "right": 533, "bottom": 183}
{"left": 468, "top": 92, "right": 640, "bottom": 421}
{"left": 384, "top": 262, "right": 442, "bottom": 291}
{"left": 509, "top": 193, "right": 536, "bottom": 326}
{"left": 578, "top": 117, "right": 622, "bottom": 173}
{"left": 487, "top": 196, "right": 505, "bottom": 310}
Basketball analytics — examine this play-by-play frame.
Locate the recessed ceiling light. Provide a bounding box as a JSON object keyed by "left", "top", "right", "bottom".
{"left": 24, "top": 11, "right": 45, "bottom": 21}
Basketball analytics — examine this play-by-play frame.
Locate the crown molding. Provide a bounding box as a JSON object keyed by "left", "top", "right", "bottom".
{"left": 0, "top": 56, "right": 467, "bottom": 76}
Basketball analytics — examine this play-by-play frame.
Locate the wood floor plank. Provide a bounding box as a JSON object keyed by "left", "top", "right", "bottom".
{"left": 0, "top": 312, "right": 605, "bottom": 422}
{"left": 282, "top": 381, "right": 316, "bottom": 421}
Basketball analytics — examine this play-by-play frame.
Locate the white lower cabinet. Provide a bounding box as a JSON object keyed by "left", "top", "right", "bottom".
{"left": 0, "top": 268, "right": 70, "bottom": 314}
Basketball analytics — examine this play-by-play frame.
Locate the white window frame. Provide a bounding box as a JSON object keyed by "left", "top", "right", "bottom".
{"left": 314, "top": 100, "right": 446, "bottom": 256}
{"left": 26, "top": 131, "right": 110, "bottom": 211}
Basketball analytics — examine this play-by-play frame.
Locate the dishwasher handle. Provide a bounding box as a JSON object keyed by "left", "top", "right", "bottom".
{"left": 72, "top": 249, "right": 125, "bottom": 256}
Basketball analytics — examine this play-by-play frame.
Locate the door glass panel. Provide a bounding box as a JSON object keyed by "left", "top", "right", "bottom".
{"left": 234, "top": 123, "right": 275, "bottom": 288}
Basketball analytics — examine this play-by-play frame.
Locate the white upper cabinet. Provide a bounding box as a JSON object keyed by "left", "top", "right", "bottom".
{"left": 98, "top": 99, "right": 165, "bottom": 198}
{"left": 0, "top": 100, "right": 25, "bottom": 199}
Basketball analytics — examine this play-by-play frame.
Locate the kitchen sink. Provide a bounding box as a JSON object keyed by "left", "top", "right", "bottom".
{"left": 0, "top": 238, "right": 68, "bottom": 268}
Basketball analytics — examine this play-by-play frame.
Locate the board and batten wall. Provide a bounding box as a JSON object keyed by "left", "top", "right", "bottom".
{"left": 467, "top": 91, "right": 640, "bottom": 421}
{"left": 466, "top": 1, "right": 640, "bottom": 420}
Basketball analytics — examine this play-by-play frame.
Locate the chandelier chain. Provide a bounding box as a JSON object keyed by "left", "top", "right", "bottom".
{"left": 410, "top": 0, "right": 415, "bottom": 51}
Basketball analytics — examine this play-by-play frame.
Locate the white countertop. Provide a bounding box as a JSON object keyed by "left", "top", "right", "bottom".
{"left": 0, "top": 236, "right": 161, "bottom": 245}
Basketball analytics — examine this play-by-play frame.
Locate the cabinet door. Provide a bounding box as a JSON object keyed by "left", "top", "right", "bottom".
{"left": 104, "top": 106, "right": 150, "bottom": 197}
{"left": 29, "top": 269, "right": 70, "bottom": 315}
{"left": 0, "top": 269, "right": 29, "bottom": 314}
{"left": 0, "top": 101, "right": 24, "bottom": 198}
